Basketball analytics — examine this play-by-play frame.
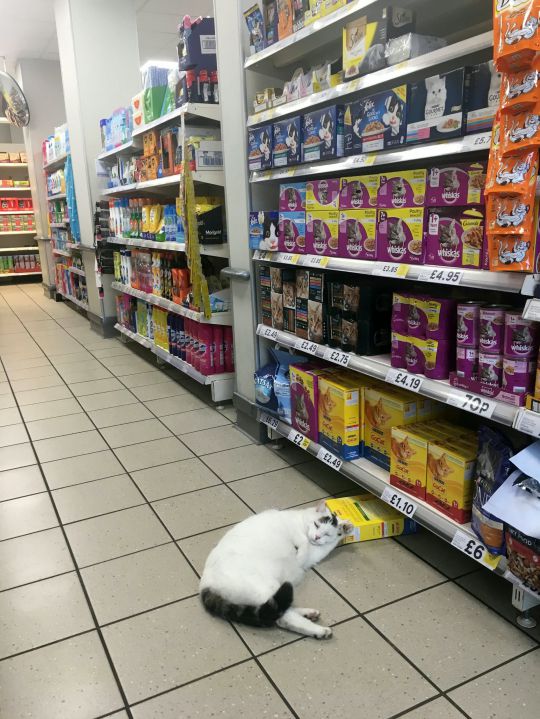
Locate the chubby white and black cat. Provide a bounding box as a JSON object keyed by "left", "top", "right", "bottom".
{"left": 200, "top": 501, "right": 353, "bottom": 639}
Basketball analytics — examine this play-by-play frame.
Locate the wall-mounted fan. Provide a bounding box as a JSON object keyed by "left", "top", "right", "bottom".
{"left": 0, "top": 70, "right": 30, "bottom": 128}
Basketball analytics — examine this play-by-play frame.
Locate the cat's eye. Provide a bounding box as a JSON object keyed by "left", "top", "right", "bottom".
{"left": 314, "top": 522, "right": 319, "bottom": 528}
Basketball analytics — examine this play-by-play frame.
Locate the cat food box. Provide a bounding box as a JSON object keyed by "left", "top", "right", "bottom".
{"left": 306, "top": 179, "right": 340, "bottom": 210}
{"left": 290, "top": 363, "right": 336, "bottom": 441}
{"left": 279, "top": 182, "right": 307, "bottom": 211}
{"left": 377, "top": 169, "right": 427, "bottom": 208}
{"left": 326, "top": 494, "right": 418, "bottom": 544}
{"left": 338, "top": 209, "right": 377, "bottom": 259}
{"left": 345, "top": 85, "right": 407, "bottom": 155}
{"left": 426, "top": 438, "right": 477, "bottom": 523}
{"left": 305, "top": 211, "right": 339, "bottom": 256}
{"left": 425, "top": 206, "right": 484, "bottom": 268}
{"left": 302, "top": 105, "right": 345, "bottom": 163}
{"left": 259, "top": 265, "right": 272, "bottom": 326}
{"left": 376, "top": 207, "right": 425, "bottom": 264}
{"left": 247, "top": 124, "right": 273, "bottom": 171}
{"left": 339, "top": 175, "right": 379, "bottom": 208}
{"left": 318, "top": 373, "right": 361, "bottom": 460}
{"left": 364, "top": 386, "right": 417, "bottom": 469}
{"left": 273, "top": 116, "right": 302, "bottom": 167}
{"left": 426, "top": 162, "right": 486, "bottom": 206}
{"left": 249, "top": 211, "right": 279, "bottom": 250}
{"left": 279, "top": 212, "right": 306, "bottom": 253}
{"left": 465, "top": 61, "right": 501, "bottom": 134}
{"left": 390, "top": 424, "right": 431, "bottom": 499}
{"left": 407, "top": 68, "right": 469, "bottom": 144}
{"left": 270, "top": 266, "right": 296, "bottom": 332}
{"left": 295, "top": 269, "right": 325, "bottom": 343}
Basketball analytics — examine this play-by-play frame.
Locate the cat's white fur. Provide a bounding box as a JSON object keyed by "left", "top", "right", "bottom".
{"left": 200, "top": 501, "right": 352, "bottom": 639}
{"left": 425, "top": 75, "right": 446, "bottom": 120}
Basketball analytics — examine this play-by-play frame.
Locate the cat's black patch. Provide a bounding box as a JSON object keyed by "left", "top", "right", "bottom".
{"left": 320, "top": 511, "right": 338, "bottom": 527}
{"left": 201, "top": 582, "right": 293, "bottom": 628}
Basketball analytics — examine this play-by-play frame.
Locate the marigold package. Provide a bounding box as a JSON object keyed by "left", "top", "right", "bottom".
{"left": 326, "top": 494, "right": 417, "bottom": 544}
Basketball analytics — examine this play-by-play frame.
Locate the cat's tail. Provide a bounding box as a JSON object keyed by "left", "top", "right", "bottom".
{"left": 200, "top": 582, "right": 293, "bottom": 628}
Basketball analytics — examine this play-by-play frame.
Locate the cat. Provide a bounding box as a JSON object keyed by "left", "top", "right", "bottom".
{"left": 286, "top": 122, "right": 299, "bottom": 156}
{"left": 439, "top": 219, "right": 460, "bottom": 249}
{"left": 391, "top": 435, "right": 416, "bottom": 461}
{"left": 200, "top": 502, "right": 353, "bottom": 639}
{"left": 294, "top": 392, "right": 310, "bottom": 424}
{"left": 427, "top": 452, "right": 452, "bottom": 482}
{"left": 496, "top": 157, "right": 531, "bottom": 185}
{"left": 283, "top": 281, "right": 295, "bottom": 309}
{"left": 443, "top": 169, "right": 459, "bottom": 191}
{"left": 319, "top": 387, "right": 336, "bottom": 417}
{"left": 308, "top": 300, "right": 323, "bottom": 342}
{"left": 499, "top": 238, "right": 530, "bottom": 264}
{"left": 365, "top": 397, "right": 391, "bottom": 428}
{"left": 341, "top": 318, "right": 358, "bottom": 349}
{"left": 318, "top": 112, "right": 334, "bottom": 148}
{"left": 343, "top": 285, "right": 360, "bottom": 312}
{"left": 424, "top": 75, "right": 447, "bottom": 121}
{"left": 388, "top": 218, "right": 406, "bottom": 249}
{"left": 383, "top": 95, "right": 404, "bottom": 136}
{"left": 480, "top": 364, "right": 499, "bottom": 384}
{"left": 296, "top": 270, "right": 308, "bottom": 299}
{"left": 488, "top": 60, "right": 502, "bottom": 107}
{"left": 270, "top": 267, "right": 282, "bottom": 293}
{"left": 259, "top": 129, "right": 271, "bottom": 161}
{"left": 271, "top": 292, "right": 283, "bottom": 330}
{"left": 260, "top": 216, "right": 278, "bottom": 251}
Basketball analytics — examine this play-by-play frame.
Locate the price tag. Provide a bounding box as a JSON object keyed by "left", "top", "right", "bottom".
{"left": 277, "top": 252, "right": 300, "bottom": 264}
{"left": 374, "top": 263, "right": 409, "bottom": 278}
{"left": 316, "top": 447, "right": 343, "bottom": 471}
{"left": 446, "top": 391, "right": 496, "bottom": 419}
{"left": 523, "top": 298, "right": 540, "bottom": 322}
{"left": 287, "top": 429, "right": 310, "bottom": 450}
{"left": 380, "top": 486, "right": 418, "bottom": 517}
{"left": 294, "top": 338, "right": 319, "bottom": 355}
{"left": 451, "top": 530, "right": 501, "bottom": 570}
{"left": 323, "top": 347, "right": 351, "bottom": 367}
{"left": 351, "top": 154, "right": 368, "bottom": 166}
{"left": 468, "top": 133, "right": 491, "bottom": 149}
{"left": 513, "top": 408, "right": 540, "bottom": 438}
{"left": 261, "top": 326, "right": 279, "bottom": 340}
{"left": 385, "top": 368, "right": 424, "bottom": 393}
{"left": 418, "top": 268, "right": 463, "bottom": 285}
{"left": 252, "top": 249, "right": 263, "bottom": 260}
{"left": 305, "top": 255, "right": 329, "bottom": 268}
{"left": 259, "top": 411, "right": 279, "bottom": 430}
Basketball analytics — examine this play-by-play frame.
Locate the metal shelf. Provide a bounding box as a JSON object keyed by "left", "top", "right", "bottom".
{"left": 0, "top": 230, "right": 35, "bottom": 236}
{"left": 0, "top": 246, "right": 38, "bottom": 252}
{"left": 106, "top": 235, "right": 230, "bottom": 258}
{"left": 97, "top": 139, "right": 142, "bottom": 162}
{"left": 0, "top": 163, "right": 28, "bottom": 168}
{"left": 0, "top": 186, "right": 31, "bottom": 192}
{"left": 50, "top": 222, "right": 69, "bottom": 228}
{"left": 58, "top": 290, "right": 89, "bottom": 310}
{"left": 247, "top": 31, "right": 492, "bottom": 126}
{"left": 67, "top": 266, "right": 85, "bottom": 277}
{"left": 103, "top": 170, "right": 224, "bottom": 195}
{"left": 47, "top": 193, "right": 66, "bottom": 200}
{"left": 52, "top": 248, "right": 71, "bottom": 257}
{"left": 111, "top": 282, "right": 232, "bottom": 325}
{"left": 131, "top": 102, "right": 221, "bottom": 137}
{"left": 0, "top": 271, "right": 42, "bottom": 278}
{"left": 43, "top": 154, "right": 68, "bottom": 172}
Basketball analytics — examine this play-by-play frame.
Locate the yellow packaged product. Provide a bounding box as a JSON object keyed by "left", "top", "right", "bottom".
{"left": 364, "top": 386, "right": 417, "bottom": 469}
{"left": 326, "top": 494, "right": 417, "bottom": 544}
{"left": 318, "top": 373, "right": 361, "bottom": 460}
{"left": 426, "top": 439, "right": 477, "bottom": 524}
{"left": 390, "top": 424, "right": 429, "bottom": 500}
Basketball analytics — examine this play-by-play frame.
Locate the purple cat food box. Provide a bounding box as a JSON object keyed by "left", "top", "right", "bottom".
{"left": 377, "top": 169, "right": 427, "bottom": 208}
{"left": 273, "top": 116, "right": 302, "bottom": 167}
{"left": 426, "top": 162, "right": 486, "bottom": 206}
{"left": 302, "top": 105, "right": 345, "bottom": 163}
{"left": 278, "top": 212, "right": 306, "bottom": 253}
{"left": 425, "top": 206, "right": 485, "bottom": 268}
{"left": 279, "top": 182, "right": 306, "bottom": 211}
{"left": 306, "top": 179, "right": 340, "bottom": 210}
{"left": 290, "top": 363, "right": 333, "bottom": 442}
{"left": 339, "top": 175, "right": 379, "bottom": 208}
{"left": 376, "top": 208, "right": 426, "bottom": 264}
{"left": 247, "top": 124, "right": 273, "bottom": 171}
{"left": 338, "top": 209, "right": 377, "bottom": 259}
{"left": 305, "top": 211, "right": 339, "bottom": 256}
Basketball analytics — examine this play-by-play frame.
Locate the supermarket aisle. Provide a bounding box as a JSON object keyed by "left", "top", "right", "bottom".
{"left": 0, "top": 283, "right": 539, "bottom": 719}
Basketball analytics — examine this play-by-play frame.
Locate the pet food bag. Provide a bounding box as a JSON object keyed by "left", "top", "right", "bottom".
{"left": 486, "top": 193, "right": 535, "bottom": 235}
{"left": 501, "top": 61, "right": 540, "bottom": 113}
{"left": 488, "top": 232, "right": 536, "bottom": 270}
{"left": 494, "top": 0, "right": 540, "bottom": 74}
{"left": 485, "top": 147, "right": 538, "bottom": 196}
{"left": 506, "top": 526, "right": 540, "bottom": 594}
{"left": 500, "top": 105, "right": 540, "bottom": 153}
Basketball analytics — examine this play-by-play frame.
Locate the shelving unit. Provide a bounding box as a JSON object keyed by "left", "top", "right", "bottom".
{"left": 56, "top": 289, "right": 89, "bottom": 311}
{"left": 103, "top": 170, "right": 225, "bottom": 194}
{"left": 106, "top": 235, "right": 229, "bottom": 258}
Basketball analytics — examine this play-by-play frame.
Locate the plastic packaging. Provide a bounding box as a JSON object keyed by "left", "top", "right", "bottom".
{"left": 385, "top": 33, "right": 446, "bottom": 66}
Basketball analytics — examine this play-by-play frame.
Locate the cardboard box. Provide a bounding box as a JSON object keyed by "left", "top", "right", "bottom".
{"left": 426, "top": 438, "right": 477, "bottom": 523}
{"left": 376, "top": 207, "right": 425, "bottom": 264}
{"left": 364, "top": 386, "right": 417, "bottom": 469}
{"left": 250, "top": 211, "right": 279, "bottom": 250}
{"left": 326, "top": 494, "right": 417, "bottom": 544}
{"left": 318, "top": 373, "right": 361, "bottom": 460}
{"left": 465, "top": 61, "right": 500, "bottom": 134}
{"left": 302, "top": 105, "right": 344, "bottom": 163}
{"left": 407, "top": 68, "right": 469, "bottom": 144}
{"left": 143, "top": 129, "right": 160, "bottom": 157}
{"left": 305, "top": 210, "right": 339, "bottom": 255}
{"left": 345, "top": 85, "right": 407, "bottom": 154}
{"left": 295, "top": 269, "right": 324, "bottom": 343}
{"left": 338, "top": 209, "right": 377, "bottom": 259}
{"left": 278, "top": 212, "right": 306, "bottom": 253}
{"left": 247, "top": 124, "right": 273, "bottom": 171}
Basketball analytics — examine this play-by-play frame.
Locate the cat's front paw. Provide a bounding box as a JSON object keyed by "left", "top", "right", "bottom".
{"left": 299, "top": 608, "right": 320, "bottom": 621}
{"left": 314, "top": 626, "right": 332, "bottom": 640}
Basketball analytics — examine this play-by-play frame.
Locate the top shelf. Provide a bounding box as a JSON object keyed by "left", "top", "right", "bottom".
{"left": 43, "top": 154, "right": 68, "bottom": 173}
{"left": 97, "top": 139, "right": 142, "bottom": 162}
{"left": 0, "top": 163, "right": 28, "bottom": 169}
{"left": 131, "top": 102, "right": 221, "bottom": 138}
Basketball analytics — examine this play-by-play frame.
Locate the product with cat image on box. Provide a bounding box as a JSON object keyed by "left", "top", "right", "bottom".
{"left": 339, "top": 175, "right": 379, "bottom": 209}
{"left": 466, "top": 61, "right": 501, "bottom": 134}
{"left": 278, "top": 212, "right": 306, "bottom": 253}
{"left": 244, "top": 4, "right": 266, "bottom": 54}
{"left": 426, "top": 162, "right": 487, "bottom": 206}
{"left": 407, "top": 68, "right": 469, "bottom": 144}
{"left": 306, "top": 178, "right": 340, "bottom": 210}
{"left": 247, "top": 124, "right": 273, "bottom": 171}
{"left": 318, "top": 373, "right": 362, "bottom": 460}
{"left": 377, "top": 169, "right": 427, "bottom": 208}
{"left": 345, "top": 86, "right": 407, "bottom": 155}
{"left": 338, "top": 208, "right": 377, "bottom": 259}
{"left": 426, "top": 437, "right": 477, "bottom": 524}
{"left": 279, "top": 182, "right": 307, "bottom": 211}
{"left": 302, "top": 105, "right": 344, "bottom": 163}
{"left": 273, "top": 116, "right": 302, "bottom": 167}
{"left": 290, "top": 363, "right": 337, "bottom": 441}
{"left": 326, "top": 494, "right": 417, "bottom": 544}
{"left": 364, "top": 386, "right": 418, "bottom": 470}
{"left": 295, "top": 269, "right": 325, "bottom": 343}
{"left": 305, "top": 210, "right": 339, "bottom": 256}
{"left": 376, "top": 207, "right": 425, "bottom": 264}
{"left": 250, "top": 211, "right": 279, "bottom": 250}
{"left": 263, "top": 0, "right": 278, "bottom": 46}
{"left": 425, "top": 206, "right": 485, "bottom": 269}
{"left": 259, "top": 265, "right": 272, "bottom": 326}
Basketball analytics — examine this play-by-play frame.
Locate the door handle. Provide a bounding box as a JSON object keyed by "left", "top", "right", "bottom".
{"left": 220, "top": 267, "right": 250, "bottom": 281}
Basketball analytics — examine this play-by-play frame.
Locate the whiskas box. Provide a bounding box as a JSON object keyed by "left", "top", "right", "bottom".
{"left": 247, "top": 124, "right": 273, "bottom": 171}
{"left": 296, "top": 269, "right": 325, "bottom": 343}
{"left": 302, "top": 105, "right": 345, "bottom": 163}
{"left": 306, "top": 178, "right": 340, "bottom": 210}
{"left": 425, "top": 206, "right": 484, "bottom": 268}
{"left": 390, "top": 424, "right": 430, "bottom": 499}
{"left": 345, "top": 86, "right": 407, "bottom": 154}
{"left": 279, "top": 182, "right": 306, "bottom": 211}
{"left": 364, "top": 386, "right": 417, "bottom": 469}
{"left": 273, "top": 116, "right": 301, "bottom": 166}
{"left": 279, "top": 212, "right": 306, "bottom": 253}
{"left": 318, "top": 373, "right": 361, "bottom": 460}
{"left": 339, "top": 175, "right": 379, "bottom": 208}
{"left": 465, "top": 61, "right": 501, "bottom": 134}
{"left": 426, "top": 162, "right": 486, "bottom": 206}
{"left": 426, "top": 439, "right": 477, "bottom": 523}
{"left": 290, "top": 363, "right": 335, "bottom": 441}
{"left": 306, "top": 211, "right": 339, "bottom": 255}
{"left": 407, "top": 68, "right": 469, "bottom": 144}
{"left": 249, "top": 211, "right": 279, "bottom": 250}
{"left": 338, "top": 209, "right": 377, "bottom": 259}
{"left": 326, "top": 494, "right": 417, "bottom": 544}
{"left": 376, "top": 208, "right": 425, "bottom": 264}
{"left": 377, "top": 169, "right": 427, "bottom": 208}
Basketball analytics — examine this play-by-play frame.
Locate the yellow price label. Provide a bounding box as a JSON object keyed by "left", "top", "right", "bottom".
{"left": 288, "top": 429, "right": 311, "bottom": 450}
{"left": 364, "top": 154, "right": 377, "bottom": 166}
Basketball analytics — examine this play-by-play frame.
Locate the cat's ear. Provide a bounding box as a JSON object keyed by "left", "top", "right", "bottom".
{"left": 316, "top": 500, "right": 329, "bottom": 514}
{"left": 341, "top": 521, "right": 354, "bottom": 535}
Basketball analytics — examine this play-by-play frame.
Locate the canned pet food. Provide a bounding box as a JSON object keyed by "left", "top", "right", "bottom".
{"left": 479, "top": 305, "right": 507, "bottom": 354}
{"left": 504, "top": 312, "right": 539, "bottom": 358}
{"left": 502, "top": 356, "right": 535, "bottom": 395}
{"left": 478, "top": 351, "right": 503, "bottom": 386}
{"left": 456, "top": 346, "right": 479, "bottom": 379}
{"left": 457, "top": 301, "right": 483, "bottom": 347}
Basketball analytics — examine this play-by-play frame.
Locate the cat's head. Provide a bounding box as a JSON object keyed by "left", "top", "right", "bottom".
{"left": 306, "top": 501, "right": 354, "bottom": 546}
{"left": 426, "top": 75, "right": 446, "bottom": 101}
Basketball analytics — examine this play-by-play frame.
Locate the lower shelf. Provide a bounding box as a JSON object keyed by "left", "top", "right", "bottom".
{"left": 58, "top": 290, "right": 89, "bottom": 310}
{"left": 67, "top": 266, "right": 86, "bottom": 277}
{"left": 0, "top": 271, "right": 42, "bottom": 278}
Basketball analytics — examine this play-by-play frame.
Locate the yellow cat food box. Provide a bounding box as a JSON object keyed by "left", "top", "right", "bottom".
{"left": 390, "top": 425, "right": 429, "bottom": 499}
{"left": 364, "top": 387, "right": 417, "bottom": 470}
{"left": 426, "top": 440, "right": 477, "bottom": 524}
{"left": 318, "top": 374, "right": 361, "bottom": 461}
{"left": 326, "top": 494, "right": 417, "bottom": 544}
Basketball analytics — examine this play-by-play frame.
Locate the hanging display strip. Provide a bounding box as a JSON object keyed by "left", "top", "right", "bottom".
{"left": 255, "top": 324, "right": 518, "bottom": 427}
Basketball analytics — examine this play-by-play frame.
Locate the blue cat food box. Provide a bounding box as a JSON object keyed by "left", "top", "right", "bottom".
{"left": 247, "top": 124, "right": 273, "bottom": 171}
{"left": 302, "top": 105, "right": 345, "bottom": 163}
{"left": 249, "top": 211, "right": 279, "bottom": 250}
{"left": 345, "top": 86, "right": 407, "bottom": 155}
{"left": 273, "top": 116, "right": 302, "bottom": 166}
{"left": 407, "top": 68, "right": 469, "bottom": 144}
{"left": 465, "top": 61, "right": 501, "bottom": 134}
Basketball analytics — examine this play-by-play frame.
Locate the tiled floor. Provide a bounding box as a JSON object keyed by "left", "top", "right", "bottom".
{"left": 0, "top": 283, "right": 539, "bottom": 719}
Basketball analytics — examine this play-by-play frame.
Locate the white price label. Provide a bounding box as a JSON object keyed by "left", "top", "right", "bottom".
{"left": 259, "top": 411, "right": 279, "bottom": 430}
{"left": 323, "top": 347, "right": 351, "bottom": 367}
{"left": 380, "top": 486, "right": 418, "bottom": 517}
{"left": 277, "top": 252, "right": 300, "bottom": 264}
{"left": 469, "top": 133, "right": 491, "bottom": 149}
{"left": 287, "top": 429, "right": 310, "bottom": 450}
{"left": 523, "top": 298, "right": 540, "bottom": 323}
{"left": 513, "top": 408, "right": 540, "bottom": 438}
{"left": 385, "top": 368, "right": 424, "bottom": 393}
{"left": 252, "top": 250, "right": 263, "bottom": 260}
{"left": 374, "top": 263, "right": 409, "bottom": 278}
{"left": 294, "top": 338, "right": 319, "bottom": 355}
{"left": 305, "top": 255, "right": 329, "bottom": 268}
{"left": 316, "top": 447, "right": 343, "bottom": 471}
{"left": 451, "top": 530, "right": 500, "bottom": 570}
{"left": 418, "top": 268, "right": 463, "bottom": 285}
{"left": 446, "top": 391, "right": 496, "bottom": 418}
{"left": 259, "top": 325, "right": 278, "bottom": 340}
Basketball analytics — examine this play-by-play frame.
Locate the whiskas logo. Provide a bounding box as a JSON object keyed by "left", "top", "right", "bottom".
{"left": 442, "top": 189, "right": 460, "bottom": 202}
{"left": 389, "top": 244, "right": 405, "bottom": 258}
{"left": 439, "top": 247, "right": 460, "bottom": 260}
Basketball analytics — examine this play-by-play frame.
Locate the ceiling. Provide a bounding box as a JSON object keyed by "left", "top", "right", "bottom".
{"left": 0, "top": 0, "right": 214, "bottom": 67}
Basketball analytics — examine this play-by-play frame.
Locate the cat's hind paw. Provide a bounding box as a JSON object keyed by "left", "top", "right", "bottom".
{"left": 314, "top": 626, "right": 332, "bottom": 640}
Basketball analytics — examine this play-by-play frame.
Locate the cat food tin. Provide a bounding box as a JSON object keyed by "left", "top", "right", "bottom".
{"left": 502, "top": 356, "right": 535, "bottom": 394}
{"left": 456, "top": 346, "right": 479, "bottom": 379}
{"left": 306, "top": 179, "right": 340, "bottom": 210}
{"left": 338, "top": 209, "right": 377, "bottom": 259}
{"left": 278, "top": 212, "right": 306, "bottom": 253}
{"left": 425, "top": 206, "right": 485, "bottom": 268}
{"left": 426, "top": 162, "right": 486, "bottom": 206}
{"left": 479, "top": 305, "right": 507, "bottom": 354}
{"left": 457, "top": 301, "right": 483, "bottom": 348}
{"left": 478, "top": 351, "right": 503, "bottom": 386}
{"left": 339, "top": 175, "right": 379, "bottom": 209}
{"left": 376, "top": 208, "right": 425, "bottom": 264}
{"left": 306, "top": 211, "right": 339, "bottom": 256}
{"left": 279, "top": 182, "right": 306, "bottom": 212}
{"left": 504, "top": 312, "right": 539, "bottom": 358}
{"left": 377, "top": 169, "right": 427, "bottom": 209}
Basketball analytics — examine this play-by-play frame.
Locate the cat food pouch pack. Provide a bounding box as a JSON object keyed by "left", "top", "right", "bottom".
{"left": 390, "top": 424, "right": 430, "bottom": 499}
{"left": 339, "top": 175, "right": 380, "bottom": 208}
{"left": 426, "top": 438, "right": 477, "bottom": 523}
{"left": 376, "top": 207, "right": 425, "bottom": 264}
{"left": 426, "top": 163, "right": 487, "bottom": 206}
{"left": 338, "top": 209, "right": 377, "bottom": 259}
{"left": 500, "top": 105, "right": 540, "bottom": 154}
{"left": 247, "top": 124, "right": 273, "bottom": 171}
{"left": 391, "top": 292, "right": 410, "bottom": 334}
{"left": 273, "top": 116, "right": 302, "bottom": 166}
{"left": 391, "top": 331, "right": 408, "bottom": 368}
{"left": 290, "top": 363, "right": 336, "bottom": 441}
{"left": 486, "top": 193, "right": 535, "bottom": 236}
{"left": 318, "top": 373, "right": 361, "bottom": 460}
{"left": 501, "top": 61, "right": 540, "bottom": 113}
{"left": 302, "top": 105, "right": 345, "bottom": 163}
{"left": 488, "top": 232, "right": 536, "bottom": 270}
{"left": 249, "top": 211, "right": 279, "bottom": 250}
{"left": 485, "top": 147, "right": 538, "bottom": 195}
{"left": 471, "top": 425, "right": 514, "bottom": 554}
{"left": 344, "top": 86, "right": 407, "bottom": 154}
{"left": 279, "top": 182, "right": 307, "bottom": 211}
{"left": 356, "top": 284, "right": 392, "bottom": 355}
{"left": 263, "top": 0, "right": 278, "bottom": 46}
{"left": 306, "top": 211, "right": 339, "bottom": 255}
{"left": 326, "top": 494, "right": 418, "bottom": 545}
{"left": 494, "top": 0, "right": 540, "bottom": 74}
{"left": 377, "top": 169, "right": 426, "bottom": 208}
{"left": 465, "top": 61, "right": 502, "bottom": 133}
{"left": 295, "top": 269, "right": 325, "bottom": 343}
{"left": 406, "top": 68, "right": 468, "bottom": 144}
{"left": 279, "top": 212, "right": 306, "bottom": 253}
{"left": 364, "top": 386, "right": 417, "bottom": 469}
{"left": 425, "top": 297, "right": 457, "bottom": 341}
{"left": 306, "top": 179, "right": 340, "bottom": 210}
{"left": 405, "top": 295, "right": 428, "bottom": 338}
{"left": 506, "top": 526, "right": 540, "bottom": 593}
{"left": 244, "top": 4, "right": 266, "bottom": 53}
{"left": 425, "top": 206, "right": 485, "bottom": 268}
{"left": 259, "top": 264, "right": 272, "bottom": 326}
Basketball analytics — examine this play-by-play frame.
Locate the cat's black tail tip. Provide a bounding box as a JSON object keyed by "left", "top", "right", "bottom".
{"left": 258, "top": 581, "right": 293, "bottom": 625}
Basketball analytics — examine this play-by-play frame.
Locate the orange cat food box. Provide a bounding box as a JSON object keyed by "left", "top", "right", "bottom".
{"left": 364, "top": 386, "right": 417, "bottom": 470}
{"left": 426, "top": 438, "right": 477, "bottom": 523}
{"left": 318, "top": 373, "right": 361, "bottom": 460}
{"left": 290, "top": 363, "right": 338, "bottom": 442}
{"left": 326, "top": 494, "right": 417, "bottom": 544}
